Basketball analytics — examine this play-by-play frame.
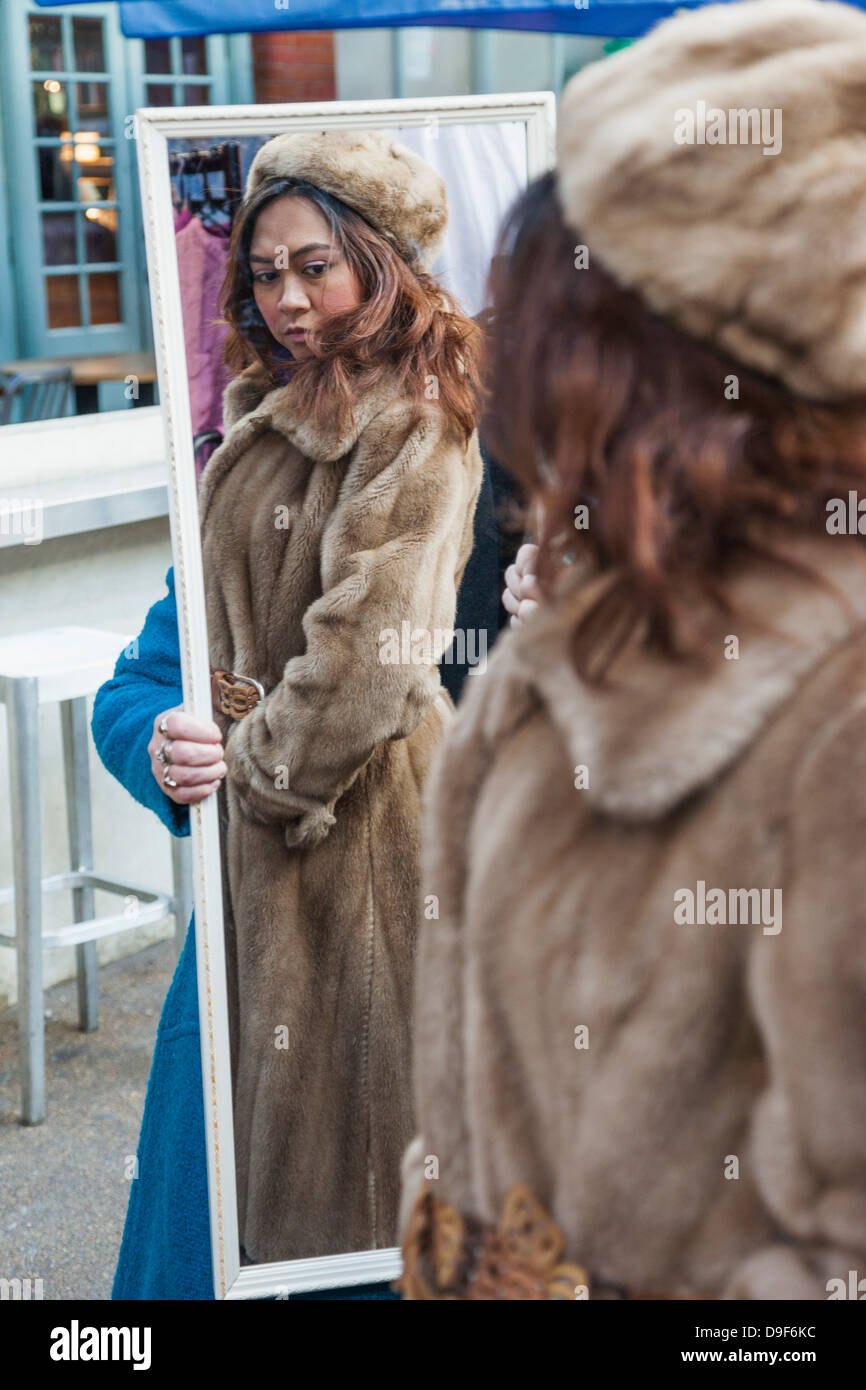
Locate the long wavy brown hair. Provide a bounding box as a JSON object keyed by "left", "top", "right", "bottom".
{"left": 482, "top": 170, "right": 866, "bottom": 682}
{"left": 219, "top": 176, "right": 483, "bottom": 443}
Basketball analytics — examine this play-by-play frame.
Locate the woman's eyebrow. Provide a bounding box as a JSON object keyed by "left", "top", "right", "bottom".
{"left": 248, "top": 242, "right": 332, "bottom": 263}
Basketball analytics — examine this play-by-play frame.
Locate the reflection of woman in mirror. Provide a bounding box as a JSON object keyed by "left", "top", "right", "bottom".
{"left": 193, "top": 129, "right": 483, "bottom": 1263}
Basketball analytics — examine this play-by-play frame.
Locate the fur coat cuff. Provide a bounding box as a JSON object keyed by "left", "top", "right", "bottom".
{"left": 224, "top": 707, "right": 339, "bottom": 848}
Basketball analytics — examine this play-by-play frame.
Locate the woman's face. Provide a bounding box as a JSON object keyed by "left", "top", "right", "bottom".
{"left": 248, "top": 195, "right": 364, "bottom": 360}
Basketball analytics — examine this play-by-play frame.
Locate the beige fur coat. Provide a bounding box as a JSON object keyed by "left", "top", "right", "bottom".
{"left": 402, "top": 530, "right": 866, "bottom": 1299}
{"left": 197, "top": 361, "right": 482, "bottom": 1262}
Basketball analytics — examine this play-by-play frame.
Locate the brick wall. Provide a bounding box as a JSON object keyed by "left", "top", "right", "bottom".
{"left": 252, "top": 31, "right": 336, "bottom": 104}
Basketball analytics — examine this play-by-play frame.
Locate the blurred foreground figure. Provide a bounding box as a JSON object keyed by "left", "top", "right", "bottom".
{"left": 399, "top": 0, "right": 866, "bottom": 1300}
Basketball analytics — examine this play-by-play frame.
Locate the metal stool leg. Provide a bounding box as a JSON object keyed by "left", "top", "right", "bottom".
{"left": 60, "top": 697, "right": 97, "bottom": 1032}
{"left": 170, "top": 833, "right": 194, "bottom": 957}
{"left": 7, "top": 676, "right": 45, "bottom": 1125}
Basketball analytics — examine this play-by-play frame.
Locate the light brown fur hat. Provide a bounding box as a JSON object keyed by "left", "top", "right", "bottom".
{"left": 245, "top": 127, "right": 448, "bottom": 273}
{"left": 555, "top": 0, "right": 866, "bottom": 402}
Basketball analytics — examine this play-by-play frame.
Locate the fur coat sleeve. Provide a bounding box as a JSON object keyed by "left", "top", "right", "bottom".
{"left": 728, "top": 696, "right": 866, "bottom": 1299}
{"left": 224, "top": 402, "right": 482, "bottom": 850}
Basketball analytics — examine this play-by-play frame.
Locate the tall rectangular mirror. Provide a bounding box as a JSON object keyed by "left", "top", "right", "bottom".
{"left": 136, "top": 92, "right": 555, "bottom": 1299}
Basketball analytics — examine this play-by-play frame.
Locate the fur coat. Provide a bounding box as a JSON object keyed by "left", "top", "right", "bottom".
{"left": 402, "top": 529, "right": 866, "bottom": 1299}
{"left": 197, "top": 361, "right": 483, "bottom": 1263}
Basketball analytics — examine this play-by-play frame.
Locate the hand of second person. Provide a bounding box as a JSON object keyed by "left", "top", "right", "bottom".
{"left": 149, "top": 705, "right": 226, "bottom": 805}
{"left": 503, "top": 542, "right": 542, "bottom": 628}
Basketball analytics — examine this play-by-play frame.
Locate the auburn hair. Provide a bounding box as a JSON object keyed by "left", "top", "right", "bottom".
{"left": 482, "top": 170, "right": 866, "bottom": 682}
{"left": 219, "top": 176, "right": 483, "bottom": 444}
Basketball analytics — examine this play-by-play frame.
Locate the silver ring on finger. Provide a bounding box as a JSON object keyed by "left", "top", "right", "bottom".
{"left": 158, "top": 715, "right": 170, "bottom": 736}
{"left": 156, "top": 739, "right": 173, "bottom": 766}
{"left": 162, "top": 767, "right": 178, "bottom": 788}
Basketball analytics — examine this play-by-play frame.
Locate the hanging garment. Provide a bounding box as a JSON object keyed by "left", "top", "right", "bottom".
{"left": 175, "top": 216, "right": 233, "bottom": 482}
{"left": 173, "top": 205, "right": 193, "bottom": 235}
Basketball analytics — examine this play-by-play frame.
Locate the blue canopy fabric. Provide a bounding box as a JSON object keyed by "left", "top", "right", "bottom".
{"left": 31, "top": 0, "right": 731, "bottom": 40}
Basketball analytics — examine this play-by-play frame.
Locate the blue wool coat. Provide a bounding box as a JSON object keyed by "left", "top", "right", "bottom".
{"left": 92, "top": 450, "right": 514, "bottom": 1300}
{"left": 91, "top": 568, "right": 212, "bottom": 1301}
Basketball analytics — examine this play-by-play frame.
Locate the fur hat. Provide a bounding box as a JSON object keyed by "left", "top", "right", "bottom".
{"left": 244, "top": 127, "right": 448, "bottom": 273}
{"left": 555, "top": 0, "right": 866, "bottom": 402}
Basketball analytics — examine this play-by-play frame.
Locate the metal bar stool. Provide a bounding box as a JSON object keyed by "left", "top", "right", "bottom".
{"left": 0, "top": 625, "right": 192, "bottom": 1125}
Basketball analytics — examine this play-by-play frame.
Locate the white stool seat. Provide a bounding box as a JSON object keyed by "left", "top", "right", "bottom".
{"left": 0, "top": 626, "right": 133, "bottom": 704}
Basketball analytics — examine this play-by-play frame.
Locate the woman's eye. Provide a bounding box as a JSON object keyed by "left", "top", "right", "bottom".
{"left": 304, "top": 261, "right": 329, "bottom": 277}
{"left": 252, "top": 270, "right": 278, "bottom": 284}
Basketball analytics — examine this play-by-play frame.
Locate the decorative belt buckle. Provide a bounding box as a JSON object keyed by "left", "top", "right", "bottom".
{"left": 398, "top": 1184, "right": 590, "bottom": 1300}
{"left": 211, "top": 668, "right": 265, "bottom": 720}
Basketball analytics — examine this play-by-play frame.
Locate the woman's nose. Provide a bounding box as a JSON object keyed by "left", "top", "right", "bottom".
{"left": 278, "top": 276, "right": 310, "bottom": 312}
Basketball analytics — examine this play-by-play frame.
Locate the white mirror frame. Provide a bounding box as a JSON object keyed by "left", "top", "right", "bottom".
{"left": 136, "top": 91, "right": 556, "bottom": 1300}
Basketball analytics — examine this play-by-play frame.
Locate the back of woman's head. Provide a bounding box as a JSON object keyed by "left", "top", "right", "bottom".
{"left": 483, "top": 170, "right": 866, "bottom": 679}
{"left": 220, "top": 177, "right": 482, "bottom": 442}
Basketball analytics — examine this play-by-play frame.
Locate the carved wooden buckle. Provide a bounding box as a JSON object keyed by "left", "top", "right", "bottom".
{"left": 210, "top": 668, "right": 264, "bottom": 720}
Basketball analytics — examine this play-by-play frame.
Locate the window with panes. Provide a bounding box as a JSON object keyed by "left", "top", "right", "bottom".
{"left": 142, "top": 34, "right": 214, "bottom": 107}
{"left": 29, "top": 8, "right": 123, "bottom": 331}
{"left": 0, "top": 1, "right": 253, "bottom": 367}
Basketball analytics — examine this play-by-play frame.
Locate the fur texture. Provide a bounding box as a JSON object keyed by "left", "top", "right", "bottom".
{"left": 556, "top": 0, "right": 866, "bottom": 401}
{"left": 403, "top": 529, "right": 866, "bottom": 1298}
{"left": 245, "top": 128, "right": 448, "bottom": 272}
{"left": 198, "top": 361, "right": 483, "bottom": 1262}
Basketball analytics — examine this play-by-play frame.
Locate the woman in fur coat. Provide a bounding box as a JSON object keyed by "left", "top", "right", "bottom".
{"left": 157, "top": 129, "right": 484, "bottom": 1264}
{"left": 399, "top": 0, "right": 866, "bottom": 1300}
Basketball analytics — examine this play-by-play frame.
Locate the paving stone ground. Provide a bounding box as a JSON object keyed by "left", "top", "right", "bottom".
{"left": 0, "top": 936, "right": 176, "bottom": 1300}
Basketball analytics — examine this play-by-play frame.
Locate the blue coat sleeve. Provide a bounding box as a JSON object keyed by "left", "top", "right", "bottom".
{"left": 91, "top": 565, "right": 190, "bottom": 838}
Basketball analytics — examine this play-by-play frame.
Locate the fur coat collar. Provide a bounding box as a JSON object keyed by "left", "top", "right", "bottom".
{"left": 484, "top": 529, "right": 866, "bottom": 822}
{"left": 199, "top": 361, "right": 427, "bottom": 533}
{"left": 227, "top": 360, "right": 408, "bottom": 456}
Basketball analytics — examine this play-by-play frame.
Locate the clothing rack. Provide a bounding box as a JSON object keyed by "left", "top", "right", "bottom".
{"left": 169, "top": 141, "right": 243, "bottom": 224}
{"left": 171, "top": 141, "right": 243, "bottom": 476}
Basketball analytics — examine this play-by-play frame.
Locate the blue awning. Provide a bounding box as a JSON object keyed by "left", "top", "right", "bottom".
{"left": 31, "top": 0, "right": 866, "bottom": 40}
{"left": 30, "top": 0, "right": 735, "bottom": 40}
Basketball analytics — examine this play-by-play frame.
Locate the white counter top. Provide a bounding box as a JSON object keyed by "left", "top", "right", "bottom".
{"left": 0, "top": 407, "right": 170, "bottom": 548}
